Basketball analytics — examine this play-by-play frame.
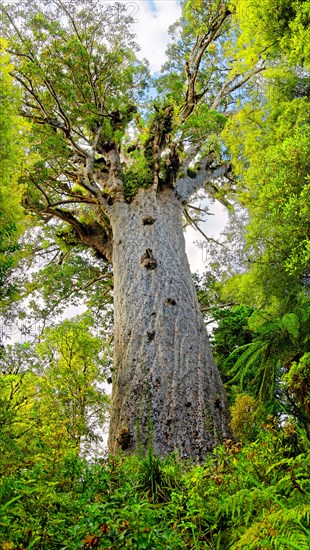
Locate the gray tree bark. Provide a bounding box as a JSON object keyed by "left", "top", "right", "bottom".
{"left": 108, "top": 186, "right": 230, "bottom": 460}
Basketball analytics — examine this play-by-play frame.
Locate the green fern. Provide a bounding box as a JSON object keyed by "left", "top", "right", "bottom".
{"left": 232, "top": 504, "right": 310, "bottom": 549}
{"left": 226, "top": 305, "right": 310, "bottom": 409}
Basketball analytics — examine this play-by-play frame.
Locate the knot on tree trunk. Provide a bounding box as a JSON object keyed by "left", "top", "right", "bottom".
{"left": 117, "top": 427, "right": 131, "bottom": 450}
{"left": 140, "top": 248, "right": 158, "bottom": 270}
{"left": 142, "top": 216, "right": 156, "bottom": 225}
{"left": 165, "top": 298, "right": 176, "bottom": 306}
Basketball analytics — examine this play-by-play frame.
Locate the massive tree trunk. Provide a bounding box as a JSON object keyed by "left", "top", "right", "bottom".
{"left": 108, "top": 186, "right": 230, "bottom": 460}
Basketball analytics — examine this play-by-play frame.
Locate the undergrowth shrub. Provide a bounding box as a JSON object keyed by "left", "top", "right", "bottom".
{"left": 0, "top": 425, "right": 309, "bottom": 549}
{"left": 230, "top": 394, "right": 258, "bottom": 441}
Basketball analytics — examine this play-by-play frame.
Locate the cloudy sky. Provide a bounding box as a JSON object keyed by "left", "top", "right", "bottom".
{"left": 114, "top": 0, "right": 228, "bottom": 273}
{"left": 128, "top": 0, "right": 182, "bottom": 72}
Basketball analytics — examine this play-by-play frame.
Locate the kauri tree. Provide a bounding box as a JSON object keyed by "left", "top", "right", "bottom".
{"left": 1, "top": 0, "right": 285, "bottom": 458}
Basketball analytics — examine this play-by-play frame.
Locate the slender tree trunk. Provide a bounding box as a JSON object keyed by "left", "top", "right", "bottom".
{"left": 108, "top": 186, "right": 230, "bottom": 460}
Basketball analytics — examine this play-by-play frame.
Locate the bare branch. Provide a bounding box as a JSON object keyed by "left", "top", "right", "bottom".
{"left": 210, "top": 63, "right": 265, "bottom": 111}
{"left": 187, "top": 204, "right": 215, "bottom": 215}
{"left": 184, "top": 209, "right": 222, "bottom": 246}
{"left": 176, "top": 157, "right": 232, "bottom": 205}
{"left": 180, "top": 5, "right": 231, "bottom": 121}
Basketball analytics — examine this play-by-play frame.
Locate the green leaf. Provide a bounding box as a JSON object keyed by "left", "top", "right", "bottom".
{"left": 281, "top": 312, "right": 300, "bottom": 338}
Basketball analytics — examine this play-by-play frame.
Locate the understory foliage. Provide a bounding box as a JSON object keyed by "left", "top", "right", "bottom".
{"left": 0, "top": 426, "right": 309, "bottom": 549}
{"left": 0, "top": 314, "right": 110, "bottom": 468}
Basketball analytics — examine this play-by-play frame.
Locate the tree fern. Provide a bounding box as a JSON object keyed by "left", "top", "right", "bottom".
{"left": 226, "top": 305, "right": 310, "bottom": 411}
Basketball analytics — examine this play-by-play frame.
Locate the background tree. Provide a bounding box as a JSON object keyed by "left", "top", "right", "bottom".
{"left": 199, "top": 0, "right": 310, "bottom": 441}
{"left": 0, "top": 314, "right": 109, "bottom": 472}
{"left": 222, "top": 83, "right": 310, "bottom": 314}
{"left": 219, "top": 0, "right": 310, "bottom": 312}
{"left": 0, "top": 41, "right": 29, "bottom": 305}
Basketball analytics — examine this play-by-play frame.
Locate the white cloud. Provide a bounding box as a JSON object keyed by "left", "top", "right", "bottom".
{"left": 185, "top": 202, "right": 228, "bottom": 274}
{"left": 117, "top": 0, "right": 181, "bottom": 72}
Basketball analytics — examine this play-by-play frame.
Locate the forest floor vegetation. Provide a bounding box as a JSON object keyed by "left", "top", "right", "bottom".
{"left": 1, "top": 421, "right": 309, "bottom": 549}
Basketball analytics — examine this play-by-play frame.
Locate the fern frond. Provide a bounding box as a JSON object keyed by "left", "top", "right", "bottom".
{"left": 281, "top": 313, "right": 300, "bottom": 339}
{"left": 232, "top": 504, "right": 310, "bottom": 549}
{"left": 227, "top": 341, "right": 264, "bottom": 381}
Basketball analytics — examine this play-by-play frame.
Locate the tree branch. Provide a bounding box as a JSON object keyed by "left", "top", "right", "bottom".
{"left": 99, "top": 144, "right": 124, "bottom": 200}
{"left": 210, "top": 63, "right": 265, "bottom": 111}
{"left": 62, "top": 169, "right": 110, "bottom": 211}
{"left": 42, "top": 207, "right": 113, "bottom": 261}
{"left": 56, "top": 0, "right": 101, "bottom": 111}
{"left": 187, "top": 204, "right": 215, "bottom": 215}
{"left": 180, "top": 5, "right": 231, "bottom": 121}
{"left": 49, "top": 197, "right": 97, "bottom": 207}
{"left": 183, "top": 209, "right": 222, "bottom": 246}
{"left": 175, "top": 157, "right": 232, "bottom": 205}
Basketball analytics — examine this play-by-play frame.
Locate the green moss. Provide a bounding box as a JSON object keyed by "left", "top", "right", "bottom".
{"left": 122, "top": 151, "right": 153, "bottom": 199}
{"left": 186, "top": 167, "right": 198, "bottom": 178}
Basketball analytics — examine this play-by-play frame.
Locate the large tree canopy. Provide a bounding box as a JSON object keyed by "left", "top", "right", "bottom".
{"left": 0, "top": 0, "right": 266, "bottom": 242}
